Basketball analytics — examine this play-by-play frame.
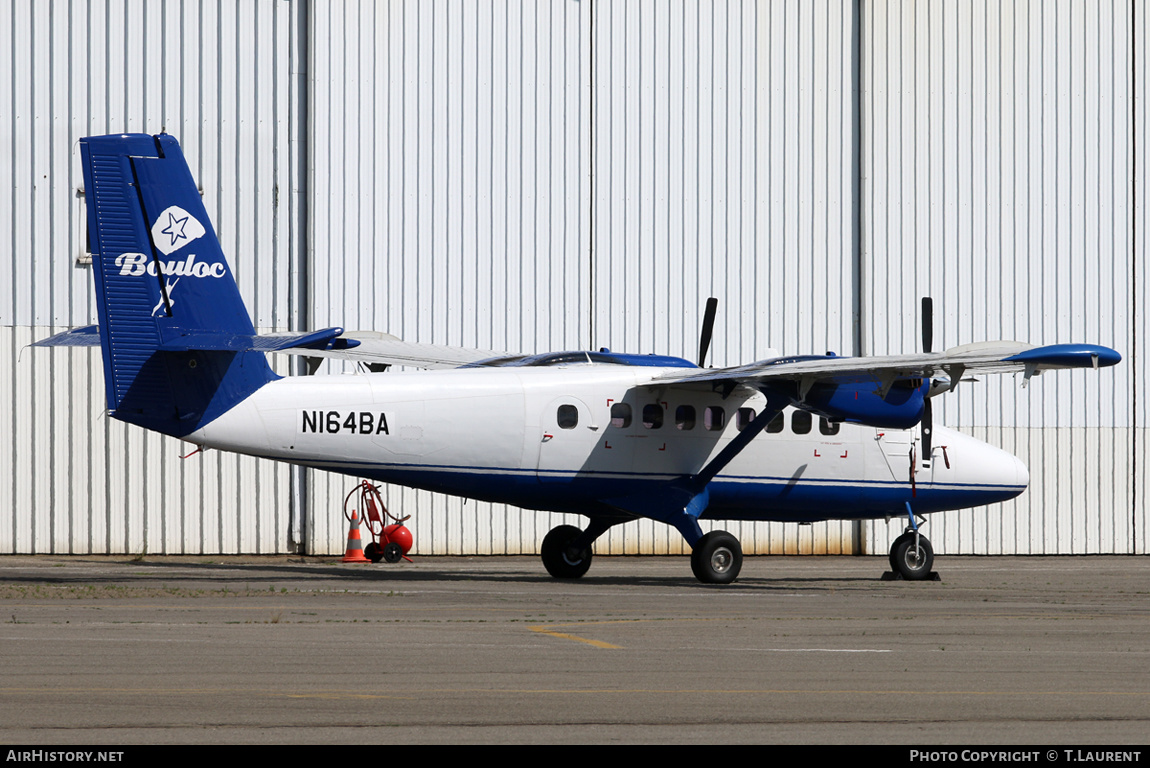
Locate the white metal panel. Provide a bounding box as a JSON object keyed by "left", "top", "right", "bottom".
{"left": 1, "top": 0, "right": 300, "bottom": 554}
{"left": 588, "top": 0, "right": 859, "bottom": 556}
{"left": 4, "top": 0, "right": 1144, "bottom": 558}
{"left": 304, "top": 0, "right": 861, "bottom": 556}
{"left": 861, "top": 0, "right": 1137, "bottom": 554}
{"left": 1135, "top": 0, "right": 1148, "bottom": 555}
{"left": 304, "top": 0, "right": 593, "bottom": 554}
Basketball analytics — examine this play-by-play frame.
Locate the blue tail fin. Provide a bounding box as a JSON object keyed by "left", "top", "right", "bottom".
{"left": 81, "top": 133, "right": 277, "bottom": 437}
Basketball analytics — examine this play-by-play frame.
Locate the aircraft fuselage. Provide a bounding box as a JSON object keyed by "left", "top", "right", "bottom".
{"left": 190, "top": 364, "right": 1029, "bottom": 524}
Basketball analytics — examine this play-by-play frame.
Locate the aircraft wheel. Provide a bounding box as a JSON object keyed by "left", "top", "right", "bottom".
{"left": 891, "top": 533, "right": 934, "bottom": 580}
{"left": 690, "top": 531, "right": 742, "bottom": 585}
{"left": 382, "top": 542, "right": 403, "bottom": 563}
{"left": 364, "top": 542, "right": 384, "bottom": 564}
{"left": 888, "top": 532, "right": 911, "bottom": 571}
{"left": 541, "top": 525, "right": 592, "bottom": 579}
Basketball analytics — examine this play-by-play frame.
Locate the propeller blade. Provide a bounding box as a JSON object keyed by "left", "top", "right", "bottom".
{"left": 921, "top": 397, "right": 933, "bottom": 465}
{"left": 921, "top": 296, "right": 934, "bottom": 354}
{"left": 698, "top": 297, "right": 718, "bottom": 368}
{"left": 921, "top": 296, "right": 934, "bottom": 465}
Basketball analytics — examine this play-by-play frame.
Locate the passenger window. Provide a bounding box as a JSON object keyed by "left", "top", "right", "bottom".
{"left": 766, "top": 411, "right": 785, "bottom": 433}
{"left": 704, "top": 406, "right": 725, "bottom": 431}
{"left": 736, "top": 407, "right": 756, "bottom": 431}
{"left": 819, "top": 417, "right": 840, "bottom": 436}
{"left": 557, "top": 404, "right": 578, "bottom": 429}
{"left": 610, "top": 402, "right": 632, "bottom": 428}
{"left": 642, "top": 404, "right": 663, "bottom": 429}
{"left": 675, "top": 405, "right": 696, "bottom": 430}
{"left": 791, "top": 410, "right": 812, "bottom": 435}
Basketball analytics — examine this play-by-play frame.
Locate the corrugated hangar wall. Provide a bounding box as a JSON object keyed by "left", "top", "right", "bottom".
{"left": 2, "top": 0, "right": 1143, "bottom": 557}
{"left": 861, "top": 0, "right": 1137, "bottom": 554}
{"left": 1, "top": 0, "right": 304, "bottom": 554}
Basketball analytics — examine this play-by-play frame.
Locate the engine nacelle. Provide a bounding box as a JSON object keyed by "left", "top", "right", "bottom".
{"left": 798, "top": 379, "right": 927, "bottom": 429}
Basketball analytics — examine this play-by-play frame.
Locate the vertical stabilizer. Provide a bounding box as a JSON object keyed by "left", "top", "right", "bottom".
{"left": 81, "top": 133, "right": 276, "bottom": 437}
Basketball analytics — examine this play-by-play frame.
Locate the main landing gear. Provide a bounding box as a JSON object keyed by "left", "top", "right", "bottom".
{"left": 690, "top": 530, "right": 743, "bottom": 584}
{"left": 540, "top": 523, "right": 744, "bottom": 585}
{"left": 540, "top": 525, "right": 593, "bottom": 579}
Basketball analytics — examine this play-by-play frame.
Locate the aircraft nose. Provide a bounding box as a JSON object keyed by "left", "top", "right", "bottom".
{"left": 986, "top": 444, "right": 1028, "bottom": 492}
{"left": 933, "top": 426, "right": 1029, "bottom": 502}
{"left": 1013, "top": 454, "right": 1030, "bottom": 490}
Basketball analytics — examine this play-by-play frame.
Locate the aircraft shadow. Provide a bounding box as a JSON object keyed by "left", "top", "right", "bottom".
{"left": 1, "top": 557, "right": 883, "bottom": 592}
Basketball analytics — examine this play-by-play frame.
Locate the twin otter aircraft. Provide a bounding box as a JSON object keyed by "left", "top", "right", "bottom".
{"left": 38, "top": 133, "right": 1121, "bottom": 584}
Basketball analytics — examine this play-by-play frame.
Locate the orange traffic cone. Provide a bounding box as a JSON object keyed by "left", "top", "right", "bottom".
{"left": 342, "top": 511, "right": 370, "bottom": 563}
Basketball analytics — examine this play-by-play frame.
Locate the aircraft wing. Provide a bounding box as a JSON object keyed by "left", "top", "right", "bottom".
{"left": 273, "top": 331, "right": 514, "bottom": 370}
{"left": 651, "top": 341, "right": 1122, "bottom": 391}
{"left": 35, "top": 326, "right": 512, "bottom": 371}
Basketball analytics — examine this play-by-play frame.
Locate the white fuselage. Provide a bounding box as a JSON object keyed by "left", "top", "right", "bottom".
{"left": 189, "top": 364, "right": 1029, "bottom": 522}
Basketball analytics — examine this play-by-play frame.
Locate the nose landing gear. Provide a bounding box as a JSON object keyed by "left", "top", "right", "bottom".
{"left": 888, "top": 530, "right": 935, "bottom": 580}
{"left": 884, "top": 503, "right": 938, "bottom": 581}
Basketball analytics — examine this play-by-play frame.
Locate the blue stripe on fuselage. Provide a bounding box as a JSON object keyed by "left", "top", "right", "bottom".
{"left": 278, "top": 457, "right": 1024, "bottom": 523}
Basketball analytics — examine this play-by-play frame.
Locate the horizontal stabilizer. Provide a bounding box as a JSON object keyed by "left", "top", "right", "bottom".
{"left": 157, "top": 327, "right": 352, "bottom": 353}
{"left": 38, "top": 323, "right": 504, "bottom": 371}
{"left": 36, "top": 325, "right": 356, "bottom": 354}
{"left": 32, "top": 325, "right": 101, "bottom": 347}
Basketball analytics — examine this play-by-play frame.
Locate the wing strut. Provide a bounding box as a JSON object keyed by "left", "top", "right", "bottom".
{"left": 603, "top": 388, "right": 790, "bottom": 546}
{"left": 694, "top": 388, "right": 790, "bottom": 486}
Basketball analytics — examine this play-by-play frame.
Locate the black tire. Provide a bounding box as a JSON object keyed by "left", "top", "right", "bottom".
{"left": 889, "top": 532, "right": 912, "bottom": 571}
{"left": 891, "top": 533, "right": 934, "bottom": 580}
{"left": 690, "top": 531, "right": 743, "bottom": 585}
{"left": 541, "top": 525, "right": 592, "bottom": 579}
{"left": 382, "top": 542, "right": 403, "bottom": 563}
{"left": 364, "top": 542, "right": 383, "bottom": 564}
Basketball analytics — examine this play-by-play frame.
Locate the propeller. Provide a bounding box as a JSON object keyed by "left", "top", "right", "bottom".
{"left": 921, "top": 296, "right": 933, "bottom": 355}
{"left": 920, "top": 297, "right": 933, "bottom": 465}
{"left": 698, "top": 297, "right": 718, "bottom": 368}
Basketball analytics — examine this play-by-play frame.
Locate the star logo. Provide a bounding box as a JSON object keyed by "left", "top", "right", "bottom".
{"left": 150, "top": 205, "right": 206, "bottom": 255}
{"left": 160, "top": 211, "right": 190, "bottom": 248}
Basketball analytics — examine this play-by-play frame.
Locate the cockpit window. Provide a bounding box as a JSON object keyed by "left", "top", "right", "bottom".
{"left": 464, "top": 351, "right": 698, "bottom": 369}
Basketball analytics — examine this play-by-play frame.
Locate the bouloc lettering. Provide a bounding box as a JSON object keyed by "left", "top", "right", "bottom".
{"left": 116, "top": 252, "right": 226, "bottom": 278}
{"left": 301, "top": 411, "right": 390, "bottom": 435}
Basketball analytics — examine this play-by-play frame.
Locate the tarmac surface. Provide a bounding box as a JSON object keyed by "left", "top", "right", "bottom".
{"left": 0, "top": 553, "right": 1147, "bottom": 745}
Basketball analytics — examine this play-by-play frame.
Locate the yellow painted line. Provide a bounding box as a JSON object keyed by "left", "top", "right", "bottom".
{"left": 528, "top": 623, "right": 624, "bottom": 649}
{"left": 526, "top": 617, "right": 757, "bottom": 649}
{"left": 1, "top": 686, "right": 1147, "bottom": 697}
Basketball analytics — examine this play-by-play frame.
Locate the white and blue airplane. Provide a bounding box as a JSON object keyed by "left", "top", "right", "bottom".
{"left": 36, "top": 133, "right": 1121, "bottom": 584}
